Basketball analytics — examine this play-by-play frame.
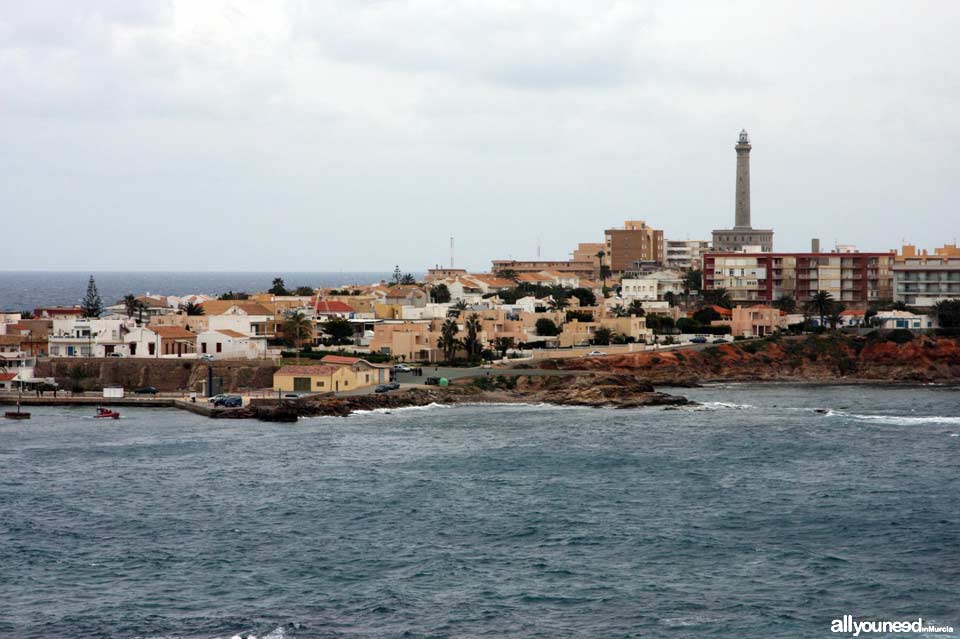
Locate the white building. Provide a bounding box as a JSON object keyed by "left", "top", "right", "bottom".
{"left": 874, "top": 310, "right": 935, "bottom": 330}
{"left": 48, "top": 317, "right": 136, "bottom": 358}
{"left": 197, "top": 329, "right": 266, "bottom": 359}
{"left": 893, "top": 256, "right": 960, "bottom": 306}
{"left": 665, "top": 240, "right": 711, "bottom": 270}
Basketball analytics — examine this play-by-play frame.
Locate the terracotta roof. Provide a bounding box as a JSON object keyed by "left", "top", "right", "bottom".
{"left": 199, "top": 301, "right": 273, "bottom": 316}
{"left": 840, "top": 310, "right": 866, "bottom": 316}
{"left": 149, "top": 326, "right": 196, "bottom": 339}
{"left": 0, "top": 335, "right": 23, "bottom": 345}
{"left": 516, "top": 273, "right": 553, "bottom": 283}
{"left": 315, "top": 300, "right": 356, "bottom": 313}
{"left": 469, "top": 274, "right": 514, "bottom": 287}
{"left": 275, "top": 365, "right": 339, "bottom": 376}
{"left": 709, "top": 305, "right": 733, "bottom": 317}
{"left": 0, "top": 373, "right": 16, "bottom": 381}
{"left": 216, "top": 329, "right": 248, "bottom": 338}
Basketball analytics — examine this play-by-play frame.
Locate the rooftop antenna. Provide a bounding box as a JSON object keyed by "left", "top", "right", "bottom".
{"left": 450, "top": 236, "right": 455, "bottom": 269}
{"left": 537, "top": 237, "right": 541, "bottom": 260}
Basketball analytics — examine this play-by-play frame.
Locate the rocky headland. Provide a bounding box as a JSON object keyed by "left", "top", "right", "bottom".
{"left": 216, "top": 373, "right": 691, "bottom": 421}
{"left": 541, "top": 333, "right": 960, "bottom": 385}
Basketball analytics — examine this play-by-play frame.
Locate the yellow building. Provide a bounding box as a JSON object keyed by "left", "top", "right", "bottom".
{"left": 274, "top": 365, "right": 355, "bottom": 393}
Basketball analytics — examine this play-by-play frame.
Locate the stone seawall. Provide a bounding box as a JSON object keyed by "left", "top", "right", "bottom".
{"left": 34, "top": 358, "right": 280, "bottom": 393}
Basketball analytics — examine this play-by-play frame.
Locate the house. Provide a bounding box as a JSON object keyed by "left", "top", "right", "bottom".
{"left": 0, "top": 312, "right": 22, "bottom": 334}
{"left": 48, "top": 317, "right": 135, "bottom": 357}
{"left": 34, "top": 307, "right": 85, "bottom": 320}
{"left": 838, "top": 310, "right": 867, "bottom": 328}
{"left": 712, "top": 305, "right": 786, "bottom": 337}
{"left": 273, "top": 365, "right": 355, "bottom": 393}
{"left": 197, "top": 329, "right": 266, "bottom": 359}
{"left": 874, "top": 310, "right": 934, "bottom": 330}
{"left": 319, "top": 354, "right": 391, "bottom": 386}
{"left": 540, "top": 270, "right": 580, "bottom": 288}
{"left": 0, "top": 372, "right": 17, "bottom": 390}
{"left": 123, "top": 326, "right": 197, "bottom": 358}
{"left": 315, "top": 300, "right": 357, "bottom": 319}
{"left": 273, "top": 357, "right": 388, "bottom": 393}
{"left": 202, "top": 301, "right": 276, "bottom": 338}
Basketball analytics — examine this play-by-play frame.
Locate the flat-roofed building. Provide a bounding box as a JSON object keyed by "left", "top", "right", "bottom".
{"left": 703, "top": 251, "right": 894, "bottom": 307}
{"left": 893, "top": 245, "right": 960, "bottom": 306}
{"left": 604, "top": 220, "right": 665, "bottom": 272}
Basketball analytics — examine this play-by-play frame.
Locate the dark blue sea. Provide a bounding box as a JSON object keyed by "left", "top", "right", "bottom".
{"left": 1, "top": 384, "right": 958, "bottom": 638}
{"left": 0, "top": 272, "right": 396, "bottom": 311}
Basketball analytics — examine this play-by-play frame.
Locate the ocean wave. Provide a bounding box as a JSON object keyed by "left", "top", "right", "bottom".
{"left": 699, "top": 402, "right": 755, "bottom": 410}
{"left": 826, "top": 410, "right": 960, "bottom": 425}
{"left": 349, "top": 402, "right": 453, "bottom": 415}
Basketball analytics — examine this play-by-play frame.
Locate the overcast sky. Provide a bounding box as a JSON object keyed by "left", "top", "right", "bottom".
{"left": 2, "top": 1, "right": 958, "bottom": 271}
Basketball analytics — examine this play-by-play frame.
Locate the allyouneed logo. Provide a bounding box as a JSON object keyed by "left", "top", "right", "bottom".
{"left": 831, "top": 615, "right": 954, "bottom": 636}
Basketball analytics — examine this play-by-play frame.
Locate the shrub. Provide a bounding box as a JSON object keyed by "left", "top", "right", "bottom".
{"left": 536, "top": 318, "right": 560, "bottom": 336}
{"left": 885, "top": 329, "right": 915, "bottom": 344}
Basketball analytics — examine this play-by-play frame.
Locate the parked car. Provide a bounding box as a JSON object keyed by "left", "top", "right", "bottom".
{"left": 134, "top": 386, "right": 158, "bottom": 395}
{"left": 213, "top": 395, "right": 242, "bottom": 407}
{"left": 712, "top": 338, "right": 727, "bottom": 344}
{"left": 283, "top": 392, "right": 301, "bottom": 399}
{"left": 208, "top": 394, "right": 228, "bottom": 403}
{"left": 199, "top": 354, "right": 215, "bottom": 361}
{"left": 393, "top": 364, "right": 411, "bottom": 372}
{"left": 106, "top": 352, "right": 123, "bottom": 358}
{"left": 690, "top": 336, "right": 708, "bottom": 344}
{"left": 586, "top": 350, "right": 606, "bottom": 356}
{"left": 424, "top": 377, "right": 441, "bottom": 386}
{"left": 388, "top": 382, "right": 400, "bottom": 390}
{"left": 375, "top": 384, "right": 391, "bottom": 393}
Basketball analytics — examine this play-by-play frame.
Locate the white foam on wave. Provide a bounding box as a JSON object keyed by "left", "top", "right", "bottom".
{"left": 349, "top": 401, "right": 453, "bottom": 416}
{"left": 700, "top": 401, "right": 754, "bottom": 410}
{"left": 826, "top": 410, "right": 960, "bottom": 425}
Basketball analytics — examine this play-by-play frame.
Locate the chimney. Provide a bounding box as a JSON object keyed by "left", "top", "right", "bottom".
{"left": 811, "top": 238, "right": 821, "bottom": 253}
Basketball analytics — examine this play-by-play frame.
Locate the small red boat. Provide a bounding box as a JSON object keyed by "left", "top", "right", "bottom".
{"left": 94, "top": 407, "right": 120, "bottom": 419}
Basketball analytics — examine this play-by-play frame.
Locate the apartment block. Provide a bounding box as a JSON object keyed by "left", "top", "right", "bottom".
{"left": 703, "top": 252, "right": 895, "bottom": 306}
{"left": 665, "top": 240, "right": 711, "bottom": 270}
{"left": 604, "top": 220, "right": 665, "bottom": 272}
{"left": 893, "top": 245, "right": 960, "bottom": 306}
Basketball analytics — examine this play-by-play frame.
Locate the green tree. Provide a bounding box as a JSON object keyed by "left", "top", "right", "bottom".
{"left": 828, "top": 301, "right": 846, "bottom": 330}
{"left": 269, "top": 277, "right": 289, "bottom": 296}
{"left": 773, "top": 294, "right": 797, "bottom": 314}
{"left": 437, "top": 318, "right": 460, "bottom": 361}
{"left": 179, "top": 302, "right": 205, "bottom": 316}
{"left": 535, "top": 318, "right": 560, "bottom": 336}
{"left": 400, "top": 273, "right": 416, "bottom": 285}
{"left": 628, "top": 299, "right": 645, "bottom": 316}
{"left": 548, "top": 295, "right": 569, "bottom": 311}
{"left": 692, "top": 307, "right": 722, "bottom": 324}
{"left": 431, "top": 283, "right": 451, "bottom": 303}
{"left": 684, "top": 269, "right": 702, "bottom": 292}
{"left": 462, "top": 313, "right": 483, "bottom": 362}
{"left": 569, "top": 287, "right": 596, "bottom": 307}
{"left": 702, "top": 287, "right": 732, "bottom": 309}
{"left": 933, "top": 299, "right": 960, "bottom": 328}
{"left": 495, "top": 268, "right": 518, "bottom": 281}
{"left": 811, "top": 290, "right": 834, "bottom": 328}
{"left": 123, "top": 294, "right": 139, "bottom": 319}
{"left": 294, "top": 286, "right": 315, "bottom": 296}
{"left": 611, "top": 304, "right": 628, "bottom": 318}
{"left": 322, "top": 317, "right": 354, "bottom": 345}
{"left": 452, "top": 299, "right": 468, "bottom": 311}
{"left": 284, "top": 311, "right": 314, "bottom": 362}
{"left": 392, "top": 265, "right": 402, "bottom": 286}
{"left": 219, "top": 291, "right": 249, "bottom": 300}
{"left": 663, "top": 291, "right": 676, "bottom": 307}
{"left": 593, "top": 327, "right": 613, "bottom": 345}
{"left": 491, "top": 336, "right": 515, "bottom": 358}
{"left": 82, "top": 275, "right": 103, "bottom": 318}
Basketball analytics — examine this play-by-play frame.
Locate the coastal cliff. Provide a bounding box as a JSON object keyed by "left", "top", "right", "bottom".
{"left": 541, "top": 333, "right": 960, "bottom": 384}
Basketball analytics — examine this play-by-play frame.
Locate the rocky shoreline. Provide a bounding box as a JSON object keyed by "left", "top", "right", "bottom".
{"left": 214, "top": 373, "right": 692, "bottom": 421}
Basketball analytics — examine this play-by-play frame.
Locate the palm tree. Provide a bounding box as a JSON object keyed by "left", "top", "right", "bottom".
{"left": 628, "top": 299, "right": 645, "bottom": 317}
{"left": 491, "top": 336, "right": 515, "bottom": 358}
{"left": 284, "top": 311, "right": 313, "bottom": 364}
{"left": 463, "top": 313, "right": 482, "bottom": 362}
{"left": 828, "top": 301, "right": 845, "bottom": 330}
{"left": 452, "top": 299, "right": 468, "bottom": 312}
{"left": 123, "top": 294, "right": 138, "bottom": 319}
{"left": 702, "top": 287, "right": 732, "bottom": 309}
{"left": 437, "top": 318, "right": 460, "bottom": 362}
{"left": 179, "top": 302, "right": 205, "bottom": 316}
{"left": 611, "top": 304, "right": 627, "bottom": 318}
{"left": 811, "top": 290, "right": 834, "bottom": 328}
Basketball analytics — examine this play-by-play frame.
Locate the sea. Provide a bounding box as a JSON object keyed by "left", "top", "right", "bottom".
{"left": 1, "top": 384, "right": 958, "bottom": 638}
{"left": 0, "top": 272, "right": 397, "bottom": 311}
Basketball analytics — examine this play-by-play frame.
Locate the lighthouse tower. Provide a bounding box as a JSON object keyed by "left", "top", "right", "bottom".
{"left": 712, "top": 129, "right": 773, "bottom": 252}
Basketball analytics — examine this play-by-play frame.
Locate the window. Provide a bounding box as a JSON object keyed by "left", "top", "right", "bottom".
{"left": 51, "top": 346, "right": 59, "bottom": 356}
{"left": 216, "top": 343, "right": 222, "bottom": 353}
{"left": 148, "top": 343, "right": 155, "bottom": 356}
{"left": 201, "top": 343, "right": 207, "bottom": 353}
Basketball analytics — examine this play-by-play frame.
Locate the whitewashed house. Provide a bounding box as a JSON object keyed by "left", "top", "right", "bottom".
{"left": 197, "top": 329, "right": 266, "bottom": 359}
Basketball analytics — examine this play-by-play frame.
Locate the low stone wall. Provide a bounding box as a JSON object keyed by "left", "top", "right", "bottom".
{"left": 34, "top": 358, "right": 280, "bottom": 393}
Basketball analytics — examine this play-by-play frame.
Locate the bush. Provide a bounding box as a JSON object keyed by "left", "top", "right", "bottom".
{"left": 885, "top": 329, "right": 915, "bottom": 344}
{"left": 565, "top": 310, "right": 593, "bottom": 323}
{"left": 676, "top": 318, "right": 701, "bottom": 333}
{"left": 536, "top": 318, "right": 560, "bottom": 336}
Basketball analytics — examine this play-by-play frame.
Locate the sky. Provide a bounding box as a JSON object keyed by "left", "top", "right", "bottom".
{"left": 2, "top": 1, "right": 958, "bottom": 271}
